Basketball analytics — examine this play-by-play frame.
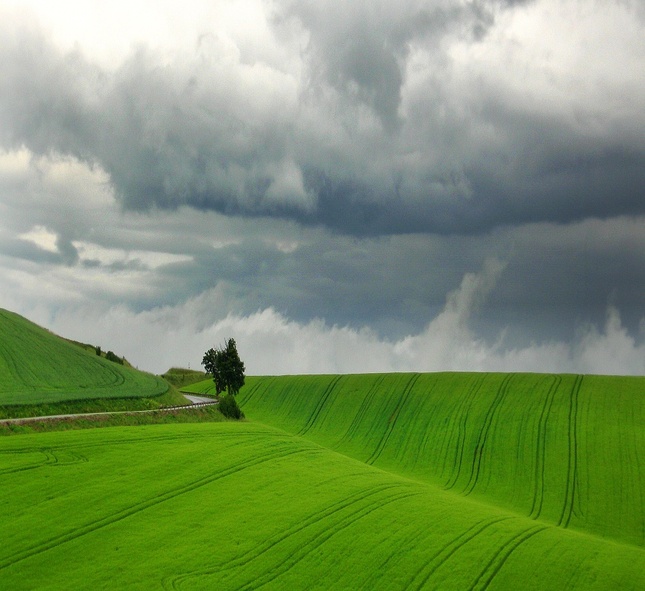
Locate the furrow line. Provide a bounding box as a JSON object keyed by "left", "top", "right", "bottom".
{"left": 242, "top": 490, "right": 421, "bottom": 591}
{"left": 469, "top": 525, "right": 549, "bottom": 591}
{"left": 444, "top": 374, "right": 486, "bottom": 490}
{"left": 298, "top": 375, "right": 343, "bottom": 436}
{"left": 408, "top": 517, "right": 513, "bottom": 591}
{"left": 239, "top": 378, "right": 272, "bottom": 407}
{"left": 0, "top": 444, "right": 315, "bottom": 571}
{"left": 366, "top": 373, "right": 420, "bottom": 466}
{"left": 167, "top": 483, "right": 405, "bottom": 591}
{"left": 463, "top": 374, "right": 513, "bottom": 496}
{"left": 559, "top": 375, "right": 583, "bottom": 528}
{"left": 339, "top": 374, "right": 387, "bottom": 445}
{"left": 530, "top": 375, "right": 561, "bottom": 520}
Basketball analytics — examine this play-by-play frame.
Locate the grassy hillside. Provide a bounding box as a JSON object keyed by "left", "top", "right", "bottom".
{"left": 186, "top": 373, "right": 645, "bottom": 548}
{"left": 1, "top": 421, "right": 644, "bottom": 590}
{"left": 161, "top": 367, "right": 209, "bottom": 390}
{"left": 0, "top": 308, "right": 168, "bottom": 406}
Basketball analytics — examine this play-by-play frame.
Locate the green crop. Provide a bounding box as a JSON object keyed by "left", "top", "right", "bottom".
{"left": 0, "top": 419, "right": 643, "bottom": 590}
{"left": 225, "top": 373, "right": 645, "bottom": 547}
{"left": 0, "top": 309, "right": 168, "bottom": 405}
{"left": 2, "top": 371, "right": 644, "bottom": 589}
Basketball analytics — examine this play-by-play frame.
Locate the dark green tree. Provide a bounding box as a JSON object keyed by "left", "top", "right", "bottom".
{"left": 202, "top": 347, "right": 226, "bottom": 395}
{"left": 202, "top": 338, "right": 245, "bottom": 397}
{"left": 223, "top": 338, "right": 245, "bottom": 396}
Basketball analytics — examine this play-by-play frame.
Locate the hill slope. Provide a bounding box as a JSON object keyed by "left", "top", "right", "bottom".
{"left": 1, "top": 421, "right": 644, "bottom": 590}
{"left": 187, "top": 372, "right": 645, "bottom": 548}
{"left": 0, "top": 308, "right": 168, "bottom": 406}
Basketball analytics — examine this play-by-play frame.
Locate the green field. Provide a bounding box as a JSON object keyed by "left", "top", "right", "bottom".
{"left": 1, "top": 419, "right": 644, "bottom": 590}
{"left": 0, "top": 309, "right": 168, "bottom": 406}
{"left": 218, "top": 373, "right": 644, "bottom": 546}
{"left": 1, "top": 372, "right": 642, "bottom": 589}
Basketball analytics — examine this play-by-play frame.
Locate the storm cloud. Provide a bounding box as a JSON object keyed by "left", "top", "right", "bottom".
{"left": 0, "top": 0, "right": 643, "bottom": 375}
{"left": 1, "top": 0, "right": 643, "bottom": 236}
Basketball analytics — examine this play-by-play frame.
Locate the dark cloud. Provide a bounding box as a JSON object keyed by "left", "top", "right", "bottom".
{"left": 281, "top": 1, "right": 492, "bottom": 130}
{"left": 1, "top": 3, "right": 643, "bottom": 238}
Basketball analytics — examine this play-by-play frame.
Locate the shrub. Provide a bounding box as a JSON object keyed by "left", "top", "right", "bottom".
{"left": 105, "top": 351, "right": 124, "bottom": 365}
{"left": 218, "top": 394, "right": 244, "bottom": 420}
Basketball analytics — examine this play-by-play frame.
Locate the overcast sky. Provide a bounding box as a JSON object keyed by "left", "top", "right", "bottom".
{"left": 0, "top": 0, "right": 643, "bottom": 375}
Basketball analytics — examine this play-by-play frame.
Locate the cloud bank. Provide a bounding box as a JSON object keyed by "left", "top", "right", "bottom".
{"left": 0, "top": 1, "right": 642, "bottom": 376}
{"left": 41, "top": 260, "right": 645, "bottom": 376}
{"left": 1, "top": 0, "right": 643, "bottom": 235}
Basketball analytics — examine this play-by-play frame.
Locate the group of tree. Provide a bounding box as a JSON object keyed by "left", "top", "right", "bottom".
{"left": 202, "top": 338, "right": 245, "bottom": 419}
{"left": 95, "top": 345, "right": 124, "bottom": 365}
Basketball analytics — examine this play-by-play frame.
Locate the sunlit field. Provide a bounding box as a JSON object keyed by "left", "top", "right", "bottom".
{"left": 2, "top": 415, "right": 644, "bottom": 590}
{"left": 0, "top": 309, "right": 168, "bottom": 406}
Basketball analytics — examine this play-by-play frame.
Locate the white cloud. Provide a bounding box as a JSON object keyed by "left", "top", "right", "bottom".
{"left": 35, "top": 261, "right": 644, "bottom": 376}
{"left": 18, "top": 225, "right": 58, "bottom": 252}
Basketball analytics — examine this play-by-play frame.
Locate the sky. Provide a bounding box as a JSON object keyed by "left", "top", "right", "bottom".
{"left": 0, "top": 0, "right": 643, "bottom": 375}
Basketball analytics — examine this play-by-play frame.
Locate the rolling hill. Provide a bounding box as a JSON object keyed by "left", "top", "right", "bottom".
{"left": 0, "top": 308, "right": 168, "bottom": 406}
{"left": 223, "top": 373, "right": 645, "bottom": 547}
{"left": 1, "top": 365, "right": 643, "bottom": 588}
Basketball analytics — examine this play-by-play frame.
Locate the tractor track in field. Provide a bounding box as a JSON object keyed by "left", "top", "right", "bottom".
{"left": 298, "top": 375, "right": 343, "bottom": 436}
{"left": 167, "top": 482, "right": 418, "bottom": 591}
{"left": 338, "top": 374, "right": 387, "bottom": 445}
{"left": 444, "top": 374, "right": 486, "bottom": 490}
{"left": 0, "top": 447, "right": 87, "bottom": 475}
{"left": 468, "top": 524, "right": 549, "bottom": 591}
{"left": 559, "top": 374, "right": 583, "bottom": 528}
{"left": 530, "top": 375, "right": 561, "bottom": 520}
{"left": 0, "top": 443, "right": 319, "bottom": 573}
{"left": 237, "top": 489, "right": 420, "bottom": 591}
{"left": 366, "top": 373, "right": 420, "bottom": 466}
{"left": 238, "top": 378, "right": 273, "bottom": 407}
{"left": 463, "top": 374, "right": 514, "bottom": 496}
{"left": 407, "top": 516, "right": 513, "bottom": 590}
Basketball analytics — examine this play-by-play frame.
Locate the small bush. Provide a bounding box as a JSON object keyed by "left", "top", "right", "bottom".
{"left": 218, "top": 395, "right": 244, "bottom": 420}
{"left": 105, "top": 351, "right": 124, "bottom": 365}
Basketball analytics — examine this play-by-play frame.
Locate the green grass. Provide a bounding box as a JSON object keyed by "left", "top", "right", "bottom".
{"left": 0, "top": 386, "right": 189, "bottom": 420}
{"left": 0, "top": 404, "right": 227, "bottom": 436}
{"left": 1, "top": 419, "right": 643, "bottom": 590}
{"left": 0, "top": 308, "right": 168, "bottom": 406}
{"left": 181, "top": 372, "right": 645, "bottom": 548}
{"left": 161, "top": 367, "right": 209, "bottom": 389}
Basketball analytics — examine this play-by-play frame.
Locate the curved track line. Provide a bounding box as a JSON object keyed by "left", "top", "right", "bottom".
{"left": 469, "top": 525, "right": 549, "bottom": 591}
{"left": 463, "top": 374, "right": 513, "bottom": 496}
{"left": 0, "top": 444, "right": 317, "bottom": 572}
{"left": 444, "top": 374, "right": 486, "bottom": 490}
{"left": 167, "top": 483, "right": 409, "bottom": 590}
{"left": 238, "top": 377, "right": 273, "bottom": 407}
{"left": 366, "top": 373, "right": 420, "bottom": 466}
{"left": 241, "top": 490, "right": 420, "bottom": 591}
{"left": 408, "top": 517, "right": 513, "bottom": 591}
{"left": 298, "top": 376, "right": 343, "bottom": 436}
{"left": 0, "top": 447, "right": 88, "bottom": 475}
{"left": 559, "top": 375, "right": 583, "bottom": 528}
{"left": 338, "top": 374, "right": 387, "bottom": 445}
{"left": 530, "top": 375, "right": 561, "bottom": 520}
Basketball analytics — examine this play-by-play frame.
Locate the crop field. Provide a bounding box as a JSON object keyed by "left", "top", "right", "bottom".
{"left": 219, "top": 373, "right": 645, "bottom": 545}
{"left": 0, "top": 309, "right": 168, "bottom": 406}
{"left": 1, "top": 418, "right": 644, "bottom": 590}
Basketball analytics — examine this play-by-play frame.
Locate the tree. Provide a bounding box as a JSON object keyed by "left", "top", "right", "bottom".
{"left": 202, "top": 347, "right": 226, "bottom": 395}
{"left": 202, "top": 338, "right": 246, "bottom": 397}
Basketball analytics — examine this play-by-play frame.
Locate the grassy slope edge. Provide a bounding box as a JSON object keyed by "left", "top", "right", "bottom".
{"left": 0, "top": 308, "right": 170, "bottom": 407}
{"left": 1, "top": 366, "right": 643, "bottom": 589}
{"left": 0, "top": 420, "right": 643, "bottom": 590}
{"left": 189, "top": 372, "right": 645, "bottom": 548}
